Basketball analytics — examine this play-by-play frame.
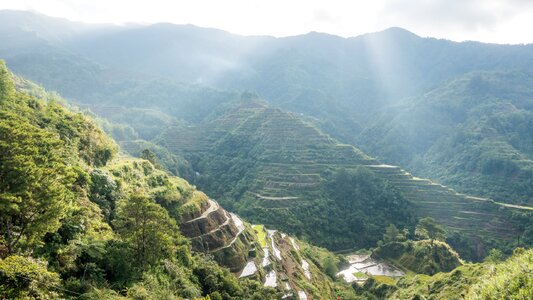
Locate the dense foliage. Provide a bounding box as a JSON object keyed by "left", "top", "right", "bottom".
{"left": 0, "top": 61, "right": 116, "bottom": 255}
{"left": 322, "top": 168, "right": 415, "bottom": 249}
{"left": 0, "top": 63, "right": 282, "bottom": 299}
{"left": 382, "top": 247, "right": 533, "bottom": 299}
{"left": 359, "top": 71, "right": 533, "bottom": 206}
{"left": 0, "top": 255, "right": 61, "bottom": 299}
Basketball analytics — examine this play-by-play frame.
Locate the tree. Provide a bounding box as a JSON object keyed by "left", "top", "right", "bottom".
{"left": 484, "top": 248, "right": 503, "bottom": 263}
{"left": 0, "top": 255, "right": 60, "bottom": 299}
{"left": 0, "top": 111, "right": 74, "bottom": 253}
{"left": 415, "top": 217, "right": 446, "bottom": 246}
{"left": 89, "top": 169, "right": 119, "bottom": 221}
{"left": 382, "top": 224, "right": 401, "bottom": 244}
{"left": 323, "top": 255, "right": 338, "bottom": 279}
{"left": 141, "top": 149, "right": 159, "bottom": 168}
{"left": 114, "top": 194, "right": 182, "bottom": 270}
{"left": 0, "top": 60, "right": 15, "bottom": 100}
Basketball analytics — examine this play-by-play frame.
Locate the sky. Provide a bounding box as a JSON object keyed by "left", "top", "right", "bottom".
{"left": 1, "top": 0, "right": 533, "bottom": 44}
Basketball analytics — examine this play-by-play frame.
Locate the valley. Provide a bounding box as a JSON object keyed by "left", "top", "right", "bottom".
{"left": 0, "top": 8, "right": 532, "bottom": 299}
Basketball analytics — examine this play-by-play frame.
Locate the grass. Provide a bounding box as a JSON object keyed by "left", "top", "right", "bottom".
{"left": 252, "top": 224, "right": 268, "bottom": 248}
{"left": 353, "top": 272, "right": 368, "bottom": 279}
{"left": 372, "top": 275, "right": 396, "bottom": 285}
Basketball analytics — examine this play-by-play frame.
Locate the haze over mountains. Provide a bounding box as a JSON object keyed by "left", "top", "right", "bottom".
{"left": 1, "top": 8, "right": 533, "bottom": 299}
{"left": 3, "top": 9, "right": 533, "bottom": 205}
{"left": 2, "top": 8, "right": 533, "bottom": 243}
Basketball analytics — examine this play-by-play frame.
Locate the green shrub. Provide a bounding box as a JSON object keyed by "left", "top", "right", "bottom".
{"left": 0, "top": 255, "right": 60, "bottom": 299}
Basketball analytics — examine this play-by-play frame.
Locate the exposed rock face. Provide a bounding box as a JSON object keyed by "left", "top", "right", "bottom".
{"left": 179, "top": 199, "right": 255, "bottom": 272}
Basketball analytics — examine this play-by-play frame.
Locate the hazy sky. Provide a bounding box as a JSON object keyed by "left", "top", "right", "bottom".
{"left": 1, "top": 0, "right": 533, "bottom": 44}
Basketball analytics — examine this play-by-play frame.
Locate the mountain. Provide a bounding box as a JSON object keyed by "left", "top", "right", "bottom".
{"left": 0, "top": 9, "right": 117, "bottom": 42}
{"left": 156, "top": 97, "right": 532, "bottom": 260}
{"left": 4, "top": 10, "right": 533, "bottom": 124}
{"left": 58, "top": 18, "right": 533, "bottom": 151}
{"left": 157, "top": 99, "right": 413, "bottom": 251}
{"left": 3, "top": 11, "right": 533, "bottom": 208}
{"left": 359, "top": 71, "right": 533, "bottom": 205}
{"left": 0, "top": 62, "right": 349, "bottom": 299}
{"left": 0, "top": 11, "right": 236, "bottom": 133}
{"left": 68, "top": 22, "right": 274, "bottom": 84}
{"left": 1, "top": 9, "right": 533, "bottom": 260}
{"left": 62, "top": 20, "right": 533, "bottom": 132}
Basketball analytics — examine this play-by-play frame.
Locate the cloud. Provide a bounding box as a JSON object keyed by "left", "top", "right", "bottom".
{"left": 311, "top": 9, "right": 336, "bottom": 24}
{"left": 1, "top": 0, "right": 533, "bottom": 43}
{"left": 381, "top": 0, "right": 533, "bottom": 31}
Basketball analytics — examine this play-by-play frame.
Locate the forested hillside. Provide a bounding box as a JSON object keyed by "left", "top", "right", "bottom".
{"left": 157, "top": 97, "right": 532, "bottom": 261}
{"left": 0, "top": 62, "right": 350, "bottom": 299}
{"left": 359, "top": 71, "right": 533, "bottom": 205}
{"left": 2, "top": 10, "right": 533, "bottom": 213}
{"left": 1, "top": 9, "right": 533, "bottom": 298}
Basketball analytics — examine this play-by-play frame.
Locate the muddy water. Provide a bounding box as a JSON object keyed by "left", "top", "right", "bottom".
{"left": 337, "top": 254, "right": 404, "bottom": 283}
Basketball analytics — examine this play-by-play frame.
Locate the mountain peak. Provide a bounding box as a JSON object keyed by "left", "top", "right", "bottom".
{"left": 381, "top": 26, "right": 418, "bottom": 36}
{"left": 357, "top": 26, "right": 420, "bottom": 41}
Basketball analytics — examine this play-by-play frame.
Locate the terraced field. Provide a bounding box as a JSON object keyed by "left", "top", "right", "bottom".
{"left": 180, "top": 198, "right": 255, "bottom": 271}
{"left": 159, "top": 101, "right": 376, "bottom": 206}
{"left": 246, "top": 226, "right": 336, "bottom": 299}
{"left": 157, "top": 100, "right": 529, "bottom": 252}
{"left": 365, "top": 165, "right": 517, "bottom": 239}
{"left": 100, "top": 156, "right": 338, "bottom": 296}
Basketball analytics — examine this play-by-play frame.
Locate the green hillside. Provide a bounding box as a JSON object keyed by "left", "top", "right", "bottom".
{"left": 3, "top": 11, "right": 533, "bottom": 220}
{"left": 157, "top": 99, "right": 411, "bottom": 249}
{"left": 381, "top": 247, "right": 533, "bottom": 299}
{"left": 0, "top": 62, "right": 349, "bottom": 299}
{"left": 157, "top": 97, "right": 531, "bottom": 259}
{"left": 359, "top": 71, "right": 533, "bottom": 207}
{"left": 373, "top": 240, "right": 463, "bottom": 275}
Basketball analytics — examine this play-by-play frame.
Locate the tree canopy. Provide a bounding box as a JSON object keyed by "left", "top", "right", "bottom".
{"left": 0, "top": 106, "right": 74, "bottom": 253}
{"left": 415, "top": 217, "right": 447, "bottom": 246}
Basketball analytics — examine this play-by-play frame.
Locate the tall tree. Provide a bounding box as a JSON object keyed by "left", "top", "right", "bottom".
{"left": 0, "top": 111, "right": 73, "bottom": 253}
{"left": 382, "top": 224, "right": 402, "bottom": 244}
{"left": 415, "top": 217, "right": 446, "bottom": 246}
{"left": 114, "top": 193, "right": 182, "bottom": 270}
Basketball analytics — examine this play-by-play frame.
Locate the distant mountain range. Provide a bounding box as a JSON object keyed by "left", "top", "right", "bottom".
{"left": 1, "top": 9, "right": 533, "bottom": 299}
{"left": 1, "top": 9, "right": 532, "bottom": 260}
